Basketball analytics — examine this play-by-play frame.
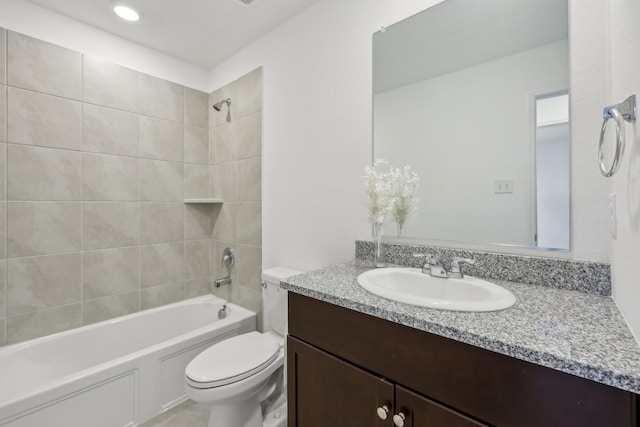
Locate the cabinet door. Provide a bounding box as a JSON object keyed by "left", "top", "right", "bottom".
{"left": 288, "top": 336, "right": 394, "bottom": 427}
{"left": 395, "top": 385, "right": 488, "bottom": 427}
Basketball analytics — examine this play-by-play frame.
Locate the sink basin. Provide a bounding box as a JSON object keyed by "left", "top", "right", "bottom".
{"left": 357, "top": 268, "right": 516, "bottom": 312}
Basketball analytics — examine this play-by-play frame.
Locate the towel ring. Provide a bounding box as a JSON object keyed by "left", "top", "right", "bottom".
{"left": 599, "top": 95, "right": 637, "bottom": 177}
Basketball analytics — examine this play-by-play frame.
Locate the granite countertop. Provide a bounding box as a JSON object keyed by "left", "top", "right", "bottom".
{"left": 282, "top": 260, "right": 640, "bottom": 394}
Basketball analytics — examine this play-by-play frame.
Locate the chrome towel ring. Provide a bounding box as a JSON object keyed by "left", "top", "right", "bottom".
{"left": 599, "top": 95, "right": 637, "bottom": 177}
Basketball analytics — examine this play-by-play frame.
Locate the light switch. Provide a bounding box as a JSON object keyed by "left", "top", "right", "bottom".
{"left": 494, "top": 178, "right": 514, "bottom": 194}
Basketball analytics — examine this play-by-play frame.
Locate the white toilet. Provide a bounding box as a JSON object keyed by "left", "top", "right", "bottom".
{"left": 185, "top": 267, "right": 302, "bottom": 427}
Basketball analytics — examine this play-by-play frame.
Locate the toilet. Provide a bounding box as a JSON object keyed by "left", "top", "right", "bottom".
{"left": 185, "top": 267, "right": 302, "bottom": 427}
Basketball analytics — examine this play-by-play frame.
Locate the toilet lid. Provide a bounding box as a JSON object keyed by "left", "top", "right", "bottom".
{"left": 185, "top": 332, "right": 281, "bottom": 389}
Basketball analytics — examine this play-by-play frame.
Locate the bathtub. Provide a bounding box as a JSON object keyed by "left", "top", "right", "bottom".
{"left": 0, "top": 295, "right": 256, "bottom": 427}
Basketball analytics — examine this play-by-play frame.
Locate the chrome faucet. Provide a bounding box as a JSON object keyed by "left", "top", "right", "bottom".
{"left": 447, "top": 257, "right": 476, "bottom": 279}
{"left": 413, "top": 254, "right": 476, "bottom": 279}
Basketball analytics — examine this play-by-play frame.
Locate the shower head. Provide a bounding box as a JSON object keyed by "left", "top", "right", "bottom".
{"left": 212, "top": 98, "right": 231, "bottom": 111}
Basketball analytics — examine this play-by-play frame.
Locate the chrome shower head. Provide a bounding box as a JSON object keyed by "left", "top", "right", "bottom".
{"left": 212, "top": 98, "right": 231, "bottom": 111}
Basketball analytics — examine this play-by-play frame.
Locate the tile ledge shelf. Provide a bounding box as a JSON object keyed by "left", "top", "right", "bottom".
{"left": 183, "top": 198, "right": 224, "bottom": 204}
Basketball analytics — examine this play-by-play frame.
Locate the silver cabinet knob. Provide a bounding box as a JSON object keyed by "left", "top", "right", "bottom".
{"left": 376, "top": 405, "right": 390, "bottom": 420}
{"left": 393, "top": 412, "right": 406, "bottom": 427}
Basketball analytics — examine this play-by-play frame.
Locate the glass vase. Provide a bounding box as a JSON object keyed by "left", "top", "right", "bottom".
{"left": 372, "top": 223, "right": 386, "bottom": 268}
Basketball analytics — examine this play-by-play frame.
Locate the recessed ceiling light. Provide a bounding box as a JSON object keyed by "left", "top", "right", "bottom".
{"left": 114, "top": 5, "right": 140, "bottom": 22}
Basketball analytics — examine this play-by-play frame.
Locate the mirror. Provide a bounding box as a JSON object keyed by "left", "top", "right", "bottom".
{"left": 373, "top": 0, "right": 570, "bottom": 250}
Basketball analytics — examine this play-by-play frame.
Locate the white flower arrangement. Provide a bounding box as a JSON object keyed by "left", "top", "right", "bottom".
{"left": 390, "top": 165, "right": 420, "bottom": 237}
{"left": 363, "top": 159, "right": 420, "bottom": 237}
{"left": 363, "top": 159, "right": 396, "bottom": 228}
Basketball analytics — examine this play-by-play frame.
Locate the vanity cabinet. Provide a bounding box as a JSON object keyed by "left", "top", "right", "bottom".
{"left": 287, "top": 293, "right": 639, "bottom": 427}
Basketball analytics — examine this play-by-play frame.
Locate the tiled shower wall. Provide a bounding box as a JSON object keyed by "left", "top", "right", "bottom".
{"left": 0, "top": 28, "right": 263, "bottom": 345}
{"left": 208, "top": 69, "right": 264, "bottom": 323}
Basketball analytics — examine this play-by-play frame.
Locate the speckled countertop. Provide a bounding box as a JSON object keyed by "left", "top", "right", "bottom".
{"left": 282, "top": 261, "right": 640, "bottom": 394}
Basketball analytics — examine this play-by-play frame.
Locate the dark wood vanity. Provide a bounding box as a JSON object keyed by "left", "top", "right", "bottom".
{"left": 287, "top": 293, "right": 639, "bottom": 427}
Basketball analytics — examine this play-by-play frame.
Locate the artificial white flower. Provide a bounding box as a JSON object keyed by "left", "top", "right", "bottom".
{"left": 390, "top": 165, "right": 420, "bottom": 237}
{"left": 363, "top": 159, "right": 396, "bottom": 226}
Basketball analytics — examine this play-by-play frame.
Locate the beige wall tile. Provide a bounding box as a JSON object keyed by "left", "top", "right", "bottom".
{"left": 140, "top": 74, "right": 183, "bottom": 122}
{"left": 140, "top": 242, "right": 184, "bottom": 288}
{"left": 211, "top": 203, "right": 236, "bottom": 243}
{"left": 209, "top": 165, "right": 217, "bottom": 198}
{"left": 237, "top": 157, "right": 261, "bottom": 202}
{"left": 7, "top": 32, "right": 82, "bottom": 100}
{"left": 0, "top": 86, "right": 5, "bottom": 142}
{"left": 83, "top": 104, "right": 138, "bottom": 157}
{"left": 231, "top": 285, "right": 261, "bottom": 317}
{"left": 184, "top": 87, "right": 208, "bottom": 128}
{"left": 236, "top": 112, "right": 262, "bottom": 160}
{"left": 185, "top": 164, "right": 209, "bottom": 200}
{"left": 0, "top": 203, "right": 5, "bottom": 259}
{"left": 141, "top": 282, "right": 184, "bottom": 310}
{"left": 213, "top": 122, "right": 237, "bottom": 164}
{"left": 8, "top": 202, "right": 81, "bottom": 257}
{"left": 140, "top": 159, "right": 183, "bottom": 201}
{"left": 140, "top": 202, "right": 183, "bottom": 244}
{"left": 0, "top": 260, "right": 6, "bottom": 318}
{"left": 83, "top": 202, "right": 139, "bottom": 250}
{"left": 236, "top": 202, "right": 262, "bottom": 246}
{"left": 0, "top": 319, "right": 5, "bottom": 346}
{"left": 83, "top": 247, "right": 139, "bottom": 300}
{"left": 208, "top": 129, "right": 216, "bottom": 166}
{"left": 8, "top": 144, "right": 82, "bottom": 201}
{"left": 83, "top": 292, "right": 138, "bottom": 325}
{"left": 7, "top": 303, "right": 81, "bottom": 344}
{"left": 186, "top": 278, "right": 210, "bottom": 298}
{"left": 184, "top": 126, "right": 208, "bottom": 165}
{"left": 236, "top": 244, "right": 262, "bottom": 292}
{"left": 139, "top": 116, "right": 184, "bottom": 162}
{"left": 83, "top": 56, "right": 139, "bottom": 113}
{"left": 184, "top": 204, "right": 210, "bottom": 241}
{"left": 215, "top": 162, "right": 237, "bottom": 202}
{"left": 8, "top": 87, "right": 82, "bottom": 150}
{"left": 229, "top": 67, "right": 262, "bottom": 120}
{"left": 7, "top": 253, "right": 81, "bottom": 315}
{"left": 185, "top": 240, "right": 209, "bottom": 280}
{"left": 0, "top": 143, "right": 5, "bottom": 200}
{"left": 0, "top": 29, "right": 5, "bottom": 85}
{"left": 83, "top": 153, "right": 138, "bottom": 201}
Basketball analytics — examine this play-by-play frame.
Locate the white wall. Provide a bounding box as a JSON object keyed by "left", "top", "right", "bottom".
{"left": 609, "top": 0, "right": 640, "bottom": 340}
{"left": 209, "top": 0, "right": 609, "bottom": 270}
{"left": 0, "top": 0, "right": 209, "bottom": 91}
{"left": 374, "top": 41, "right": 568, "bottom": 247}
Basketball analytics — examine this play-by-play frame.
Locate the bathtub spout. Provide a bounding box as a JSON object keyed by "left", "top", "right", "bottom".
{"left": 214, "top": 276, "right": 232, "bottom": 288}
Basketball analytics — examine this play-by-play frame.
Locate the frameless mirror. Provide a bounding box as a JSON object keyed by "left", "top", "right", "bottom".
{"left": 373, "top": 0, "right": 570, "bottom": 250}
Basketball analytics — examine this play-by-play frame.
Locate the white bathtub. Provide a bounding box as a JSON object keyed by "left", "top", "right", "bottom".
{"left": 0, "top": 295, "right": 256, "bottom": 427}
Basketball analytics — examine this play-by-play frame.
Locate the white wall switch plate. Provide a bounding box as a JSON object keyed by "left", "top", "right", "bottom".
{"left": 494, "top": 178, "right": 514, "bottom": 194}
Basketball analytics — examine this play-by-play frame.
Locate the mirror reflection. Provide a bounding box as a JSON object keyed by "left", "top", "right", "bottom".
{"left": 373, "top": 0, "right": 570, "bottom": 250}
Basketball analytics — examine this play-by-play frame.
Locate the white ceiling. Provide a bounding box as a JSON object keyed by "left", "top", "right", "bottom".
{"left": 25, "top": 0, "right": 321, "bottom": 69}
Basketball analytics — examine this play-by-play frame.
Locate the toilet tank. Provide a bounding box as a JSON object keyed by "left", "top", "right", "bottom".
{"left": 262, "top": 267, "right": 303, "bottom": 335}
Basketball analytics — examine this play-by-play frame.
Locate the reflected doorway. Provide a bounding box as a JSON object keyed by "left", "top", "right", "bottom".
{"left": 534, "top": 92, "right": 570, "bottom": 250}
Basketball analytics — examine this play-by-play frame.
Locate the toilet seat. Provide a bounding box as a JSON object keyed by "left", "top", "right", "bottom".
{"left": 185, "top": 332, "right": 281, "bottom": 389}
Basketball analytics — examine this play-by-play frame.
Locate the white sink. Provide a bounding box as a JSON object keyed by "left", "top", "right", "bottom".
{"left": 357, "top": 268, "right": 516, "bottom": 312}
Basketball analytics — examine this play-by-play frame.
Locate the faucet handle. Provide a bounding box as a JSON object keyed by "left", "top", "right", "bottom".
{"left": 412, "top": 253, "right": 434, "bottom": 274}
{"left": 449, "top": 257, "right": 476, "bottom": 278}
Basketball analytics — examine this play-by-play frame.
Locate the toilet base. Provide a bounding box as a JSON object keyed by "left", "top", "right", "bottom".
{"left": 208, "top": 398, "right": 262, "bottom": 427}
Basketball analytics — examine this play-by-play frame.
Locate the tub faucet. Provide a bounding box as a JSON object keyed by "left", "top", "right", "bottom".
{"left": 214, "top": 276, "right": 232, "bottom": 288}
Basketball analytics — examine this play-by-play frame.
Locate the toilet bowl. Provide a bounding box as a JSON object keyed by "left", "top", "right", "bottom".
{"left": 184, "top": 267, "right": 302, "bottom": 427}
